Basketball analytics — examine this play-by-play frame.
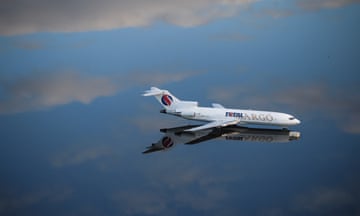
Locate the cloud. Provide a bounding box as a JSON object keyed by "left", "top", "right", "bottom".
{"left": 261, "top": 8, "right": 295, "bottom": 18}
{"left": 51, "top": 146, "right": 113, "bottom": 168}
{"left": 293, "top": 187, "right": 357, "bottom": 214}
{"left": 0, "top": 186, "right": 73, "bottom": 213}
{"left": 0, "top": 0, "right": 257, "bottom": 35}
{"left": 11, "top": 39, "right": 44, "bottom": 50}
{"left": 210, "top": 32, "right": 253, "bottom": 42}
{"left": 174, "top": 186, "right": 228, "bottom": 211}
{"left": 259, "top": 186, "right": 359, "bottom": 215}
{"left": 149, "top": 164, "right": 241, "bottom": 212}
{"left": 297, "top": 0, "right": 360, "bottom": 10}
{"left": 207, "top": 83, "right": 360, "bottom": 134}
{"left": 1, "top": 0, "right": 358, "bottom": 35}
{"left": 342, "top": 114, "right": 360, "bottom": 134}
{"left": 131, "top": 116, "right": 186, "bottom": 132}
{"left": 9, "top": 38, "right": 91, "bottom": 50}
{"left": 0, "top": 70, "right": 198, "bottom": 114}
{"left": 0, "top": 72, "right": 118, "bottom": 114}
{"left": 110, "top": 161, "right": 242, "bottom": 215}
{"left": 112, "top": 190, "right": 168, "bottom": 215}
{"left": 208, "top": 86, "right": 248, "bottom": 104}
{"left": 256, "top": 0, "right": 359, "bottom": 20}
{"left": 273, "top": 84, "right": 360, "bottom": 134}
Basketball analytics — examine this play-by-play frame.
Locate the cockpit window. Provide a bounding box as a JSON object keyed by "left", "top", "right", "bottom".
{"left": 289, "top": 117, "right": 295, "bottom": 120}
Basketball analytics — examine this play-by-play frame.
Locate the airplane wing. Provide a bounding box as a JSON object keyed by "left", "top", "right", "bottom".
{"left": 185, "top": 129, "right": 223, "bottom": 145}
{"left": 184, "top": 119, "right": 240, "bottom": 132}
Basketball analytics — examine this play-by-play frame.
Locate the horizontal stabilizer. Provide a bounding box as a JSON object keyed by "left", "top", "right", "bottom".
{"left": 142, "top": 147, "right": 164, "bottom": 154}
{"left": 212, "top": 103, "right": 225, "bottom": 109}
{"left": 142, "top": 87, "right": 164, "bottom": 96}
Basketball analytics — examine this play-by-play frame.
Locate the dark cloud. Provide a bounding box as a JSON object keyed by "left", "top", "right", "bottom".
{"left": 0, "top": 0, "right": 256, "bottom": 35}
{"left": 1, "top": 0, "right": 358, "bottom": 35}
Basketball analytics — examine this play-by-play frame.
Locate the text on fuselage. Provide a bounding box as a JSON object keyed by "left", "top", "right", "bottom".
{"left": 225, "top": 112, "right": 274, "bottom": 121}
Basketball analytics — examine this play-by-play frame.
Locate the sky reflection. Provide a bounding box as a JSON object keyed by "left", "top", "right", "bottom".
{"left": 1, "top": 87, "right": 359, "bottom": 215}
{"left": 1, "top": 1, "right": 360, "bottom": 215}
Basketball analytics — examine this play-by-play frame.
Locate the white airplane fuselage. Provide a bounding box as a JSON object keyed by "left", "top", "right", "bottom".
{"left": 143, "top": 87, "right": 301, "bottom": 131}
{"left": 165, "top": 107, "right": 300, "bottom": 127}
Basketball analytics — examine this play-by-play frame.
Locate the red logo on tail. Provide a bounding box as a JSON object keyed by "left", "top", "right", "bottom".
{"left": 161, "top": 95, "right": 173, "bottom": 106}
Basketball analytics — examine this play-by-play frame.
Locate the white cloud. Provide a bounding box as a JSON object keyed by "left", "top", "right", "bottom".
{"left": 0, "top": 70, "right": 198, "bottom": 114}
{"left": 0, "top": 0, "right": 257, "bottom": 35}
{"left": 0, "top": 72, "right": 118, "bottom": 114}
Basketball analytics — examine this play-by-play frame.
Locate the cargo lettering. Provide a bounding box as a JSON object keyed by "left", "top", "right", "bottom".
{"left": 226, "top": 112, "right": 274, "bottom": 122}
{"left": 225, "top": 112, "right": 243, "bottom": 118}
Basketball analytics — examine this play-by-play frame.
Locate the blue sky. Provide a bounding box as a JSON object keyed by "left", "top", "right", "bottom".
{"left": 0, "top": 0, "right": 360, "bottom": 215}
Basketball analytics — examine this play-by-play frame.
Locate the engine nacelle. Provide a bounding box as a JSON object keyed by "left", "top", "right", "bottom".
{"left": 177, "top": 101, "right": 198, "bottom": 108}
{"left": 180, "top": 110, "right": 196, "bottom": 118}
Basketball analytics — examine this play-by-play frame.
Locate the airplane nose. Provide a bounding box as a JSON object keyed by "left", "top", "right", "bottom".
{"left": 295, "top": 119, "right": 301, "bottom": 124}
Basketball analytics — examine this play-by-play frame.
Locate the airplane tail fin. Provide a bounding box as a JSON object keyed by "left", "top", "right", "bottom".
{"left": 142, "top": 87, "right": 198, "bottom": 111}
{"left": 142, "top": 87, "right": 181, "bottom": 110}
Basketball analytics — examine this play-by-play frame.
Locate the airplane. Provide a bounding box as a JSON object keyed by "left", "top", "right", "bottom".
{"left": 142, "top": 87, "right": 300, "bottom": 132}
{"left": 143, "top": 124, "right": 301, "bottom": 154}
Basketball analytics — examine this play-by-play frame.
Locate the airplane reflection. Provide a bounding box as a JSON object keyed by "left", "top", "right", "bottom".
{"left": 143, "top": 125, "right": 301, "bottom": 154}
